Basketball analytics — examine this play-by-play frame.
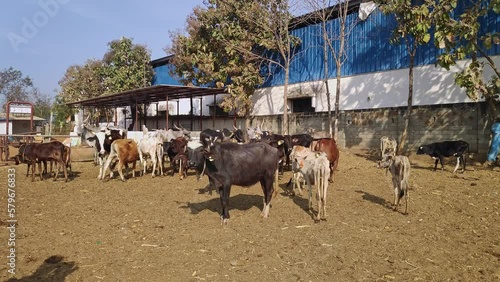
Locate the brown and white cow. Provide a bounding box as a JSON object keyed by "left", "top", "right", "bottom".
{"left": 101, "top": 139, "right": 139, "bottom": 182}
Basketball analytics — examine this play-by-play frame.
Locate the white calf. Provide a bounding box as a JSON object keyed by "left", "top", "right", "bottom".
{"left": 290, "top": 145, "right": 331, "bottom": 221}
{"left": 378, "top": 154, "right": 411, "bottom": 214}
{"left": 138, "top": 134, "right": 163, "bottom": 178}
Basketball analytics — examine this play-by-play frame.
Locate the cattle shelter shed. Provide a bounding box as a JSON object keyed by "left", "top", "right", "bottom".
{"left": 66, "top": 84, "right": 228, "bottom": 131}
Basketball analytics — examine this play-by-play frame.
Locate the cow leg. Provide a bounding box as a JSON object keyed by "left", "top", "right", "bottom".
{"left": 117, "top": 160, "right": 126, "bottom": 182}
{"left": 391, "top": 175, "right": 399, "bottom": 211}
{"left": 453, "top": 156, "right": 460, "bottom": 173}
{"left": 403, "top": 179, "right": 409, "bottom": 215}
{"left": 178, "top": 159, "right": 183, "bottom": 180}
{"left": 307, "top": 177, "right": 313, "bottom": 212}
{"left": 98, "top": 157, "right": 104, "bottom": 179}
{"left": 219, "top": 184, "right": 231, "bottom": 225}
{"left": 439, "top": 156, "right": 445, "bottom": 171}
{"left": 315, "top": 171, "right": 321, "bottom": 221}
{"left": 38, "top": 160, "right": 43, "bottom": 181}
{"left": 61, "top": 160, "right": 68, "bottom": 182}
{"left": 461, "top": 155, "right": 466, "bottom": 172}
{"left": 131, "top": 161, "right": 137, "bottom": 178}
{"left": 26, "top": 163, "right": 30, "bottom": 177}
{"left": 260, "top": 175, "right": 274, "bottom": 218}
{"left": 31, "top": 161, "right": 36, "bottom": 182}
{"left": 151, "top": 154, "right": 157, "bottom": 178}
{"left": 433, "top": 158, "right": 439, "bottom": 171}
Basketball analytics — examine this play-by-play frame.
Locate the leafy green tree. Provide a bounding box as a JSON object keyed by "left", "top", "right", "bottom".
{"left": 375, "top": 0, "right": 433, "bottom": 154}
{"left": 58, "top": 59, "right": 106, "bottom": 126}
{"left": 52, "top": 94, "right": 74, "bottom": 126}
{"left": 103, "top": 37, "right": 154, "bottom": 93}
{"left": 102, "top": 37, "right": 154, "bottom": 129}
{"left": 432, "top": 0, "right": 499, "bottom": 120}
{"left": 168, "top": 1, "right": 267, "bottom": 132}
{"left": 0, "top": 67, "right": 33, "bottom": 110}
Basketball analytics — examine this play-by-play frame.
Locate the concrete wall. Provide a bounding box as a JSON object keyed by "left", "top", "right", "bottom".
{"left": 250, "top": 102, "right": 495, "bottom": 154}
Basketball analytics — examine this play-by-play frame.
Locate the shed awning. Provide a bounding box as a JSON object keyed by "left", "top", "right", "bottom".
{"left": 65, "top": 84, "right": 227, "bottom": 108}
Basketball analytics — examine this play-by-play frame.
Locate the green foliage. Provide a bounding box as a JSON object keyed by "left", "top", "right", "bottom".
{"left": 376, "top": 0, "right": 433, "bottom": 47}
{"left": 52, "top": 94, "right": 75, "bottom": 127}
{"left": 169, "top": 0, "right": 267, "bottom": 117}
{"left": 0, "top": 67, "right": 34, "bottom": 110}
{"left": 432, "top": 0, "right": 499, "bottom": 108}
{"left": 102, "top": 37, "right": 154, "bottom": 93}
{"left": 58, "top": 59, "right": 106, "bottom": 102}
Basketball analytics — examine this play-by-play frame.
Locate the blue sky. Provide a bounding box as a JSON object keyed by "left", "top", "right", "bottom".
{"left": 0, "top": 0, "right": 205, "bottom": 98}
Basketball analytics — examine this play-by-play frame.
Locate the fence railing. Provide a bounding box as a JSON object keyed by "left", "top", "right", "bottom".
{"left": 0, "top": 134, "right": 72, "bottom": 162}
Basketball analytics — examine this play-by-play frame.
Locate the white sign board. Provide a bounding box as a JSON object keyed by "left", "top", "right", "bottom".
{"left": 9, "top": 105, "right": 32, "bottom": 114}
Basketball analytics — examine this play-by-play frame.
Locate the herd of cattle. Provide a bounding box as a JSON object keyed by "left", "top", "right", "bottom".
{"left": 13, "top": 124, "right": 472, "bottom": 223}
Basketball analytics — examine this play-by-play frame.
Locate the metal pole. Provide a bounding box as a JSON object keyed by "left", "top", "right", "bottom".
{"left": 49, "top": 112, "right": 53, "bottom": 135}
{"left": 135, "top": 103, "right": 138, "bottom": 131}
{"left": 177, "top": 100, "right": 180, "bottom": 127}
{"left": 166, "top": 96, "right": 169, "bottom": 129}
{"left": 199, "top": 97, "right": 203, "bottom": 130}
{"left": 213, "top": 94, "right": 216, "bottom": 128}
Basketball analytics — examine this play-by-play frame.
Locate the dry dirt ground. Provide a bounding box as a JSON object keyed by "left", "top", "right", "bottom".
{"left": 0, "top": 148, "right": 499, "bottom": 282}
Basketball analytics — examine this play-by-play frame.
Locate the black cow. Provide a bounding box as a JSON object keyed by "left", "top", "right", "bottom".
{"left": 261, "top": 133, "right": 313, "bottom": 169}
{"left": 189, "top": 142, "right": 279, "bottom": 224}
{"left": 416, "top": 140, "right": 470, "bottom": 173}
{"left": 199, "top": 127, "right": 244, "bottom": 148}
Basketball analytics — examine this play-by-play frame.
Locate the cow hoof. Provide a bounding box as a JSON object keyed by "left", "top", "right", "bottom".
{"left": 220, "top": 217, "right": 229, "bottom": 226}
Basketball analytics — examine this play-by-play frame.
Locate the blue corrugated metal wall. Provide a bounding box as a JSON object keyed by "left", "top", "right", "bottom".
{"left": 152, "top": 64, "right": 182, "bottom": 85}
{"left": 153, "top": 4, "right": 499, "bottom": 89}
{"left": 263, "top": 4, "right": 500, "bottom": 87}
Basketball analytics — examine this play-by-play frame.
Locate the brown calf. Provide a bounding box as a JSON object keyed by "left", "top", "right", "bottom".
{"left": 15, "top": 141, "right": 68, "bottom": 182}
{"left": 102, "top": 139, "right": 139, "bottom": 181}
{"left": 312, "top": 138, "right": 339, "bottom": 182}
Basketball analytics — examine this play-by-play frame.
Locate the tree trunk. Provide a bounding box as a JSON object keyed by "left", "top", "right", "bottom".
{"left": 322, "top": 20, "right": 332, "bottom": 138}
{"left": 283, "top": 65, "right": 290, "bottom": 135}
{"left": 398, "top": 48, "right": 415, "bottom": 155}
{"left": 335, "top": 69, "right": 341, "bottom": 142}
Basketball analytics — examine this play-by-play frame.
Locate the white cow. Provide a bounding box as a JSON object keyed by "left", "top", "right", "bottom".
{"left": 378, "top": 154, "right": 411, "bottom": 214}
{"left": 138, "top": 126, "right": 164, "bottom": 177}
{"left": 290, "top": 145, "right": 331, "bottom": 221}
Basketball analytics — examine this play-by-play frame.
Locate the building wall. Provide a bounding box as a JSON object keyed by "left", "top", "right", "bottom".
{"left": 252, "top": 56, "right": 500, "bottom": 116}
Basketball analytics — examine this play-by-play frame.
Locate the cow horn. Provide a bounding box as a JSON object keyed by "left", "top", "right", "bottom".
{"left": 233, "top": 125, "right": 238, "bottom": 131}
{"left": 174, "top": 124, "right": 180, "bottom": 130}
{"left": 83, "top": 113, "right": 91, "bottom": 124}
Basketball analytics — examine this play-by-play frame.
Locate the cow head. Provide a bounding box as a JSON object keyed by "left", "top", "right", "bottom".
{"left": 174, "top": 124, "right": 192, "bottom": 141}
{"left": 232, "top": 125, "right": 245, "bottom": 143}
{"left": 377, "top": 153, "right": 394, "bottom": 169}
{"left": 416, "top": 145, "right": 431, "bottom": 155}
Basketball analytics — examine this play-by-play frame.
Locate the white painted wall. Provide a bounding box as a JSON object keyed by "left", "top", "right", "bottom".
{"left": 0, "top": 122, "right": 13, "bottom": 135}
{"left": 251, "top": 56, "right": 499, "bottom": 115}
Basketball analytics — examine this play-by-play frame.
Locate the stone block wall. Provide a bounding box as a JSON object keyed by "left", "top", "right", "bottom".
{"left": 251, "top": 102, "right": 495, "bottom": 154}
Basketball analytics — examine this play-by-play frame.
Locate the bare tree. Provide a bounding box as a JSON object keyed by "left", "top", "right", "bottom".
{"left": 299, "top": 0, "right": 359, "bottom": 140}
